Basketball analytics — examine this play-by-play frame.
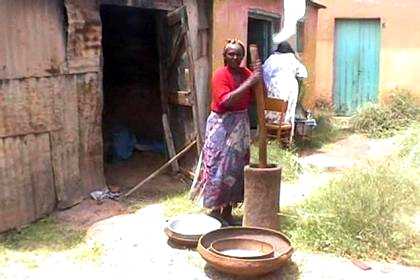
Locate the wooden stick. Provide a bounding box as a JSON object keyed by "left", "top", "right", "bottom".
{"left": 249, "top": 44, "right": 268, "bottom": 168}
{"left": 162, "top": 113, "right": 179, "bottom": 173}
{"left": 124, "top": 140, "right": 197, "bottom": 197}
{"left": 188, "top": 150, "right": 203, "bottom": 200}
{"left": 190, "top": 150, "right": 203, "bottom": 189}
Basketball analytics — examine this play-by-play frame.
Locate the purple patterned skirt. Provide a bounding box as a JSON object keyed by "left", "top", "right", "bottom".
{"left": 191, "top": 110, "right": 250, "bottom": 209}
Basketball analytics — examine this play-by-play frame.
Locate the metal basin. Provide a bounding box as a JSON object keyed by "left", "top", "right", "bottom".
{"left": 165, "top": 214, "right": 222, "bottom": 247}
{"left": 197, "top": 227, "right": 293, "bottom": 277}
{"left": 210, "top": 238, "right": 274, "bottom": 260}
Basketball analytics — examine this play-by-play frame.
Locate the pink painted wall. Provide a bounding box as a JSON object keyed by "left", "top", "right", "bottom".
{"left": 212, "top": 0, "right": 283, "bottom": 71}
{"left": 212, "top": 0, "right": 322, "bottom": 109}
{"left": 314, "top": 0, "right": 420, "bottom": 105}
{"left": 298, "top": 4, "right": 320, "bottom": 108}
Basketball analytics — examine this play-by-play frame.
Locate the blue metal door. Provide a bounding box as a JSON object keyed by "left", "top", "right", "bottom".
{"left": 334, "top": 19, "right": 381, "bottom": 115}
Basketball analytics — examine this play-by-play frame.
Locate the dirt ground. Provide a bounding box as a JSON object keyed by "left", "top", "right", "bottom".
{"left": 2, "top": 134, "right": 420, "bottom": 279}
{"left": 104, "top": 150, "right": 167, "bottom": 191}
{"left": 58, "top": 202, "right": 419, "bottom": 280}
{"left": 103, "top": 149, "right": 190, "bottom": 206}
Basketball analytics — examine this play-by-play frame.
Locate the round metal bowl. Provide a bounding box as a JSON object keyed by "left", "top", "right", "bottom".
{"left": 197, "top": 227, "right": 293, "bottom": 277}
{"left": 164, "top": 227, "right": 199, "bottom": 247}
{"left": 209, "top": 238, "right": 274, "bottom": 260}
{"left": 165, "top": 214, "right": 222, "bottom": 247}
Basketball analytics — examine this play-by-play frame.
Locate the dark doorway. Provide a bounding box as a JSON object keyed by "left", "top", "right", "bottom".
{"left": 247, "top": 18, "right": 273, "bottom": 63}
{"left": 101, "top": 5, "right": 166, "bottom": 189}
{"left": 247, "top": 17, "right": 274, "bottom": 128}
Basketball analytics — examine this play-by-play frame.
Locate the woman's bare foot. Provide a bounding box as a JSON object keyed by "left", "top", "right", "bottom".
{"left": 208, "top": 208, "right": 221, "bottom": 218}
{"left": 220, "top": 205, "right": 242, "bottom": 226}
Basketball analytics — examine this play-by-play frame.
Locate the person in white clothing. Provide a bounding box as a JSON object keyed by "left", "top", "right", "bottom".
{"left": 263, "top": 41, "right": 308, "bottom": 142}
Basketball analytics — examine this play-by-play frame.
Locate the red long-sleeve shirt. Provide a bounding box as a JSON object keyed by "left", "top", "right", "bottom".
{"left": 211, "top": 66, "right": 252, "bottom": 113}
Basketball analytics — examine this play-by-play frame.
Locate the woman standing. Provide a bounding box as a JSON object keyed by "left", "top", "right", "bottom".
{"left": 190, "top": 39, "right": 262, "bottom": 225}
{"left": 263, "top": 41, "right": 308, "bottom": 142}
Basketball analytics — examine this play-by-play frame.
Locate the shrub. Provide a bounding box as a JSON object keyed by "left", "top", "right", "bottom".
{"left": 351, "top": 89, "right": 419, "bottom": 138}
{"left": 351, "top": 103, "right": 396, "bottom": 138}
{"left": 387, "top": 89, "right": 419, "bottom": 125}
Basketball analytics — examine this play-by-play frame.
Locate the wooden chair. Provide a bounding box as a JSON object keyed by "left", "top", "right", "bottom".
{"left": 264, "top": 97, "right": 292, "bottom": 146}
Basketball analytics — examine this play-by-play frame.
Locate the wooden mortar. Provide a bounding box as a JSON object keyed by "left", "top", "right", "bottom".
{"left": 243, "top": 164, "right": 282, "bottom": 230}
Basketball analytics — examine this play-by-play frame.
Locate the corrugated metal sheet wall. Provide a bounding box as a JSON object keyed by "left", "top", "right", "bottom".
{"left": 0, "top": 0, "right": 66, "bottom": 80}
{"left": 0, "top": 0, "right": 105, "bottom": 232}
{"left": 0, "top": 77, "right": 63, "bottom": 138}
{"left": 0, "top": 133, "right": 56, "bottom": 231}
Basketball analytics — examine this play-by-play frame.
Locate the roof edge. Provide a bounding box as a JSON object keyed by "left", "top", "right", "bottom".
{"left": 308, "top": 0, "right": 327, "bottom": 9}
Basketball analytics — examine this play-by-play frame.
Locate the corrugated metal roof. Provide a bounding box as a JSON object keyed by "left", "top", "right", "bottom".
{"left": 0, "top": 0, "right": 66, "bottom": 80}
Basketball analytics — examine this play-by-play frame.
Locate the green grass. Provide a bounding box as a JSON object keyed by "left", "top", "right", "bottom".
{"left": 280, "top": 125, "right": 420, "bottom": 265}
{"left": 251, "top": 141, "right": 302, "bottom": 182}
{"left": 134, "top": 124, "right": 420, "bottom": 266}
{"left": 0, "top": 217, "right": 84, "bottom": 251}
{"left": 161, "top": 190, "right": 203, "bottom": 218}
{"left": 0, "top": 217, "right": 104, "bottom": 269}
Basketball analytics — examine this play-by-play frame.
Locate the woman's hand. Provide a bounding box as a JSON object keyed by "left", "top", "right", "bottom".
{"left": 249, "top": 60, "right": 262, "bottom": 85}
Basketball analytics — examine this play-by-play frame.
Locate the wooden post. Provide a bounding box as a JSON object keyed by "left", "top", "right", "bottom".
{"left": 249, "top": 44, "right": 267, "bottom": 168}
{"left": 185, "top": 68, "right": 202, "bottom": 153}
{"left": 162, "top": 113, "right": 179, "bottom": 173}
{"left": 183, "top": 17, "right": 203, "bottom": 153}
{"left": 156, "top": 13, "right": 179, "bottom": 173}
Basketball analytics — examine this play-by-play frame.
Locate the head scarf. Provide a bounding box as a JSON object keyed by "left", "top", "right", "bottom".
{"left": 223, "top": 38, "right": 246, "bottom": 57}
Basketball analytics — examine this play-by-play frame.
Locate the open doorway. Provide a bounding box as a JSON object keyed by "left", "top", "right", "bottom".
{"left": 101, "top": 5, "right": 166, "bottom": 189}
{"left": 247, "top": 18, "right": 274, "bottom": 64}
{"left": 247, "top": 17, "right": 275, "bottom": 129}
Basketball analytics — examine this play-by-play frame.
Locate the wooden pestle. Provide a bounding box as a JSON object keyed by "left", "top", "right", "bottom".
{"left": 249, "top": 44, "right": 268, "bottom": 168}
